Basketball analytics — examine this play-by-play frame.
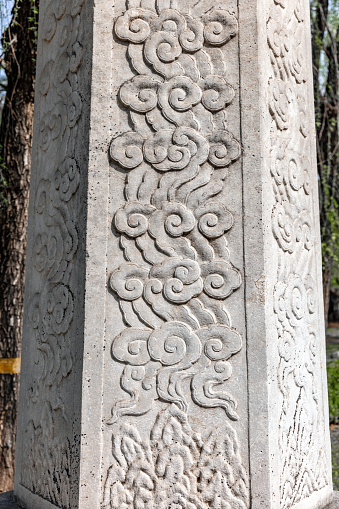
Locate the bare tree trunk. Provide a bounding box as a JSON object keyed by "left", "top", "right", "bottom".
{"left": 311, "top": 0, "right": 339, "bottom": 328}
{"left": 0, "top": 0, "right": 38, "bottom": 491}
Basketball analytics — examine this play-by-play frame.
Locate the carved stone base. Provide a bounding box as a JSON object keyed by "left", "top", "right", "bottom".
{"left": 2, "top": 491, "right": 339, "bottom": 509}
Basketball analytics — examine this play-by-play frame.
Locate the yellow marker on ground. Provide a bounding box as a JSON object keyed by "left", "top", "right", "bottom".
{"left": 0, "top": 358, "right": 21, "bottom": 374}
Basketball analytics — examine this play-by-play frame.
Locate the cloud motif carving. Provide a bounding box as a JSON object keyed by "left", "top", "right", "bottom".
{"left": 109, "top": 0, "right": 244, "bottom": 431}
{"left": 110, "top": 320, "right": 243, "bottom": 417}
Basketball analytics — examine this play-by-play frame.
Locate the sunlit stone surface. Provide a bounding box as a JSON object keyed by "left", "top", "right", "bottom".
{"left": 14, "top": 0, "right": 333, "bottom": 508}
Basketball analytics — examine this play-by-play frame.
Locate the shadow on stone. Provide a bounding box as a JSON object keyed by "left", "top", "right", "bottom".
{"left": 0, "top": 492, "right": 19, "bottom": 508}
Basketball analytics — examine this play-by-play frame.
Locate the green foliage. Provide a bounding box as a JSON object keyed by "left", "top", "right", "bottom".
{"left": 0, "top": 0, "right": 14, "bottom": 56}
{"left": 2, "top": 1, "right": 39, "bottom": 56}
{"left": 327, "top": 360, "right": 339, "bottom": 423}
{"left": 321, "top": 179, "right": 339, "bottom": 285}
{"left": 11, "top": 0, "right": 40, "bottom": 54}
{"left": 28, "top": 1, "right": 39, "bottom": 48}
{"left": 332, "top": 437, "right": 339, "bottom": 491}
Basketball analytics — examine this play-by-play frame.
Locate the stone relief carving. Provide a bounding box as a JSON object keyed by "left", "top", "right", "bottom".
{"left": 21, "top": 1, "right": 85, "bottom": 506}
{"left": 267, "top": 1, "right": 330, "bottom": 506}
{"left": 110, "top": 0, "right": 242, "bottom": 423}
{"left": 106, "top": 0, "right": 249, "bottom": 506}
{"left": 22, "top": 403, "right": 71, "bottom": 509}
{"left": 103, "top": 404, "right": 249, "bottom": 509}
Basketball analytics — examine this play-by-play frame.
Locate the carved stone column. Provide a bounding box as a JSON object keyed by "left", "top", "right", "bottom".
{"left": 14, "top": 0, "right": 333, "bottom": 508}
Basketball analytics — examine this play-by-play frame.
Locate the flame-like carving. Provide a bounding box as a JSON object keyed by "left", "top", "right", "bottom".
{"left": 103, "top": 405, "right": 249, "bottom": 509}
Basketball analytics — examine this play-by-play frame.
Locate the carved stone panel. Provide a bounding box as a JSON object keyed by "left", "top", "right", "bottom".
{"left": 15, "top": 0, "right": 91, "bottom": 508}
{"left": 263, "top": 0, "right": 333, "bottom": 507}
{"left": 103, "top": 0, "right": 250, "bottom": 507}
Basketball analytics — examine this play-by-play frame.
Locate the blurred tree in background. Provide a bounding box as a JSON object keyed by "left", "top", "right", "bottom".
{"left": 311, "top": 0, "right": 339, "bottom": 326}
{"left": 0, "top": 2, "right": 12, "bottom": 120}
{"left": 0, "top": 0, "right": 38, "bottom": 491}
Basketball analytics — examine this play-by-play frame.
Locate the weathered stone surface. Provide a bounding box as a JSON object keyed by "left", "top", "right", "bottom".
{"left": 13, "top": 0, "right": 332, "bottom": 508}
{"left": 0, "top": 492, "right": 331, "bottom": 509}
{"left": 2, "top": 491, "right": 338, "bottom": 509}
{"left": 6, "top": 491, "right": 339, "bottom": 509}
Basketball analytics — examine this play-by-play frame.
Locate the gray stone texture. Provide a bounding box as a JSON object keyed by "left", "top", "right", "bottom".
{"left": 2, "top": 491, "right": 339, "bottom": 509}
{"left": 6, "top": 491, "right": 339, "bottom": 509}
{"left": 14, "top": 0, "right": 333, "bottom": 508}
{"left": 0, "top": 492, "right": 16, "bottom": 509}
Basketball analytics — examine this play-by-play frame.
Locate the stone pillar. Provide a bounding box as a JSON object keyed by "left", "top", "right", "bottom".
{"left": 14, "top": 0, "right": 333, "bottom": 508}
